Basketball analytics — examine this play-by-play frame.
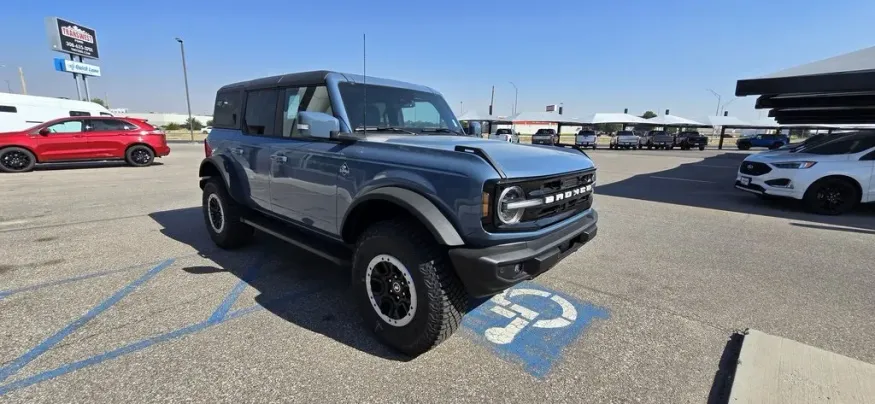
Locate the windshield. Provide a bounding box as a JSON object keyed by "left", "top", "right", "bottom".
{"left": 617, "top": 131, "right": 634, "bottom": 136}
{"left": 496, "top": 129, "right": 512, "bottom": 135}
{"left": 338, "top": 82, "right": 462, "bottom": 134}
{"left": 534, "top": 129, "right": 555, "bottom": 135}
{"left": 649, "top": 131, "right": 666, "bottom": 136}
{"left": 577, "top": 131, "right": 595, "bottom": 137}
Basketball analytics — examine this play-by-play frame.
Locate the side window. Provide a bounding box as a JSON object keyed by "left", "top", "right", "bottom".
{"left": 87, "top": 119, "right": 131, "bottom": 131}
{"left": 861, "top": 148, "right": 875, "bottom": 161}
{"left": 401, "top": 101, "right": 444, "bottom": 128}
{"left": 0, "top": 105, "right": 17, "bottom": 113}
{"left": 213, "top": 90, "right": 241, "bottom": 129}
{"left": 69, "top": 111, "right": 91, "bottom": 117}
{"left": 281, "top": 85, "right": 333, "bottom": 137}
{"left": 243, "top": 89, "right": 278, "bottom": 136}
{"left": 45, "top": 120, "right": 83, "bottom": 133}
{"left": 805, "top": 138, "right": 860, "bottom": 155}
{"left": 99, "top": 112, "right": 113, "bottom": 116}
{"left": 849, "top": 137, "right": 875, "bottom": 155}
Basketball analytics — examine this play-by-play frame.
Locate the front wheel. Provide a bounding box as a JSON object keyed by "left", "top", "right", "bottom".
{"left": 353, "top": 219, "right": 467, "bottom": 356}
{"left": 699, "top": 145, "right": 705, "bottom": 151}
{"left": 0, "top": 147, "right": 36, "bottom": 173}
{"left": 803, "top": 178, "right": 859, "bottom": 215}
{"left": 125, "top": 145, "right": 155, "bottom": 167}
{"left": 737, "top": 143, "right": 751, "bottom": 150}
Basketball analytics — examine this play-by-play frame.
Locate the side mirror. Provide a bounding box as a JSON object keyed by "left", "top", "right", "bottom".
{"left": 469, "top": 121, "right": 482, "bottom": 137}
{"left": 297, "top": 111, "right": 340, "bottom": 139}
{"left": 38, "top": 128, "right": 50, "bottom": 135}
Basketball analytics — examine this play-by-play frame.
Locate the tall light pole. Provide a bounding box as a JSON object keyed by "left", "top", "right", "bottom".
{"left": 509, "top": 81, "right": 518, "bottom": 116}
{"left": 707, "top": 89, "right": 721, "bottom": 116}
{"left": 175, "top": 37, "right": 194, "bottom": 142}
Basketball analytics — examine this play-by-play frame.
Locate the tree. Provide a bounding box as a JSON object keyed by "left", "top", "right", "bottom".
{"left": 595, "top": 123, "right": 622, "bottom": 133}
{"left": 164, "top": 122, "right": 182, "bottom": 131}
{"left": 90, "top": 98, "right": 107, "bottom": 107}
{"left": 206, "top": 119, "right": 213, "bottom": 127}
{"left": 641, "top": 110, "right": 657, "bottom": 119}
{"left": 183, "top": 117, "right": 204, "bottom": 131}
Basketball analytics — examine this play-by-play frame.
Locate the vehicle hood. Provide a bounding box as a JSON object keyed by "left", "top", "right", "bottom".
{"left": 373, "top": 135, "right": 595, "bottom": 178}
{"left": 651, "top": 134, "right": 674, "bottom": 140}
{"left": 744, "top": 151, "right": 816, "bottom": 163}
{"left": 0, "top": 131, "right": 28, "bottom": 137}
{"left": 576, "top": 135, "right": 596, "bottom": 141}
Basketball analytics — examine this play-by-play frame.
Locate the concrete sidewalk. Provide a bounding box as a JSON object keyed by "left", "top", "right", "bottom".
{"left": 730, "top": 329, "right": 875, "bottom": 404}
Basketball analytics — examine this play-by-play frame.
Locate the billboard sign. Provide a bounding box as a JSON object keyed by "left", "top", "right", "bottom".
{"left": 546, "top": 104, "right": 557, "bottom": 112}
{"left": 53, "top": 58, "right": 101, "bottom": 76}
{"left": 45, "top": 17, "right": 100, "bottom": 59}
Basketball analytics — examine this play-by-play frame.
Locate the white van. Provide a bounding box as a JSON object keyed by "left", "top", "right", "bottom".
{"left": 0, "top": 93, "right": 113, "bottom": 132}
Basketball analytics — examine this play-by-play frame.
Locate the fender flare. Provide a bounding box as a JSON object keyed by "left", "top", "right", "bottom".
{"left": 343, "top": 187, "right": 465, "bottom": 246}
{"left": 198, "top": 155, "right": 250, "bottom": 204}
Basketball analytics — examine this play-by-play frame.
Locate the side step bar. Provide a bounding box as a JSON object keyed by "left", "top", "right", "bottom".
{"left": 241, "top": 215, "right": 351, "bottom": 267}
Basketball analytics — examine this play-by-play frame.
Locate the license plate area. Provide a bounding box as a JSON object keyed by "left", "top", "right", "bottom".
{"left": 740, "top": 176, "right": 751, "bottom": 186}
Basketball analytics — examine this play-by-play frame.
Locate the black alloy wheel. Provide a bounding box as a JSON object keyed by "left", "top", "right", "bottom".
{"left": 0, "top": 147, "right": 36, "bottom": 173}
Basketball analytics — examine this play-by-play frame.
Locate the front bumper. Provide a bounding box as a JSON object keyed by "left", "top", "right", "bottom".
{"left": 448, "top": 209, "right": 598, "bottom": 298}
{"left": 734, "top": 170, "right": 803, "bottom": 199}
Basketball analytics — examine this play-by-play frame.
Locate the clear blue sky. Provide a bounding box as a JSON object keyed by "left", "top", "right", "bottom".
{"left": 3, "top": 0, "right": 874, "bottom": 120}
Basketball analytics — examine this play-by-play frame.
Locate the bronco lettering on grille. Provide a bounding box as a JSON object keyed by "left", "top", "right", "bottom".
{"left": 544, "top": 185, "right": 593, "bottom": 204}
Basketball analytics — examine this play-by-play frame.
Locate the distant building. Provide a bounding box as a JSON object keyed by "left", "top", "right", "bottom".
{"left": 121, "top": 112, "right": 213, "bottom": 127}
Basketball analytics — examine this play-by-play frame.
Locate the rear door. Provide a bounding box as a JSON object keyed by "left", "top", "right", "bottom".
{"left": 84, "top": 118, "right": 136, "bottom": 158}
{"left": 32, "top": 119, "right": 90, "bottom": 161}
{"left": 234, "top": 88, "right": 278, "bottom": 211}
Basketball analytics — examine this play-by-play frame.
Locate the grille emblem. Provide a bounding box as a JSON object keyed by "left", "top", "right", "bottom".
{"left": 746, "top": 164, "right": 753, "bottom": 170}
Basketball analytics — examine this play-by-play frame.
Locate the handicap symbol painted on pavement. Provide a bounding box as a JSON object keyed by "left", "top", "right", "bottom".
{"left": 462, "top": 282, "right": 609, "bottom": 378}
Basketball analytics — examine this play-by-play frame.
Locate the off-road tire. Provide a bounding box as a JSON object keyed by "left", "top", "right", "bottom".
{"left": 737, "top": 143, "right": 751, "bottom": 150}
{"left": 202, "top": 178, "right": 254, "bottom": 249}
{"left": 0, "top": 147, "right": 36, "bottom": 173}
{"left": 125, "top": 145, "right": 155, "bottom": 167}
{"left": 699, "top": 145, "right": 705, "bottom": 151}
{"left": 352, "top": 219, "right": 467, "bottom": 356}
{"left": 802, "top": 177, "right": 860, "bottom": 215}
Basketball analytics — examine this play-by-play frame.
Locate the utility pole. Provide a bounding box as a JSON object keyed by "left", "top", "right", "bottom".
{"left": 4, "top": 80, "right": 10, "bottom": 93}
{"left": 707, "top": 89, "right": 721, "bottom": 116}
{"left": 18, "top": 67, "right": 27, "bottom": 95}
{"left": 509, "top": 81, "right": 518, "bottom": 116}
{"left": 489, "top": 86, "right": 494, "bottom": 116}
{"left": 175, "top": 37, "right": 194, "bottom": 142}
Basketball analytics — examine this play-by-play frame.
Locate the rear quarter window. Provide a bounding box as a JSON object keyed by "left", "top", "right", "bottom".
{"left": 213, "top": 90, "right": 242, "bottom": 129}
{"left": 0, "top": 105, "right": 17, "bottom": 113}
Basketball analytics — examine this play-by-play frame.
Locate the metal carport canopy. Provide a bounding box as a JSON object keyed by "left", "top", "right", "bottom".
{"left": 735, "top": 45, "right": 875, "bottom": 124}
{"left": 645, "top": 114, "right": 709, "bottom": 127}
{"left": 578, "top": 112, "right": 648, "bottom": 125}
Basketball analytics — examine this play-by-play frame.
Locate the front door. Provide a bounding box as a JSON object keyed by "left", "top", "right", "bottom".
{"left": 268, "top": 85, "right": 341, "bottom": 234}
{"left": 32, "top": 119, "right": 90, "bottom": 162}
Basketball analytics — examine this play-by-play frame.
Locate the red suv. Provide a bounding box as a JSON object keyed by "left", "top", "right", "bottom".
{"left": 0, "top": 116, "right": 170, "bottom": 172}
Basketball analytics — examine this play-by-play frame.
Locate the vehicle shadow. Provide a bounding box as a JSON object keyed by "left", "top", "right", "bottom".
{"left": 148, "top": 207, "right": 409, "bottom": 361}
{"left": 35, "top": 161, "right": 164, "bottom": 171}
{"left": 596, "top": 152, "right": 875, "bottom": 230}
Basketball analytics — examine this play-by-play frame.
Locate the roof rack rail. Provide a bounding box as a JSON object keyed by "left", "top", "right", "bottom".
{"left": 453, "top": 145, "right": 507, "bottom": 178}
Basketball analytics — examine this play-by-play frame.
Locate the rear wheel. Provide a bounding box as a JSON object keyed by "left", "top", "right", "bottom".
{"left": 0, "top": 147, "right": 36, "bottom": 173}
{"left": 803, "top": 177, "right": 859, "bottom": 215}
{"left": 125, "top": 145, "right": 155, "bottom": 167}
{"left": 353, "top": 219, "right": 467, "bottom": 356}
{"left": 770, "top": 142, "right": 784, "bottom": 150}
{"left": 737, "top": 143, "right": 751, "bottom": 150}
{"left": 201, "top": 178, "right": 255, "bottom": 249}
{"left": 699, "top": 145, "right": 705, "bottom": 151}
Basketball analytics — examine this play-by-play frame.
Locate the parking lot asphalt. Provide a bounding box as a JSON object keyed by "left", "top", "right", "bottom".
{"left": 1, "top": 144, "right": 873, "bottom": 403}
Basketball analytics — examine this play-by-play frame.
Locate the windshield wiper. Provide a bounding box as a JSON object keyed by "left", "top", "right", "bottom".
{"left": 420, "top": 128, "right": 465, "bottom": 136}
{"left": 354, "top": 126, "right": 417, "bottom": 134}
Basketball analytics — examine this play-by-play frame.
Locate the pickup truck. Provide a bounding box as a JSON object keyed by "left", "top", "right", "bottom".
{"left": 642, "top": 130, "right": 675, "bottom": 149}
{"left": 198, "top": 70, "right": 599, "bottom": 356}
{"left": 575, "top": 129, "right": 598, "bottom": 149}
{"left": 675, "top": 131, "right": 708, "bottom": 150}
{"left": 609, "top": 130, "right": 641, "bottom": 149}
{"left": 531, "top": 128, "right": 559, "bottom": 145}
{"left": 735, "top": 133, "right": 790, "bottom": 150}
{"left": 488, "top": 128, "right": 519, "bottom": 143}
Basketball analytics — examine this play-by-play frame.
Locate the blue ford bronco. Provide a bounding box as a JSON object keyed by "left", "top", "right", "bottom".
{"left": 198, "top": 71, "right": 598, "bottom": 355}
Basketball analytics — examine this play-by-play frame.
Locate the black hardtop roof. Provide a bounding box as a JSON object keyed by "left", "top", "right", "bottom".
{"left": 217, "top": 70, "right": 335, "bottom": 92}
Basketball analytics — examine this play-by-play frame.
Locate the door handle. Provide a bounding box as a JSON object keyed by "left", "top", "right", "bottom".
{"left": 230, "top": 148, "right": 244, "bottom": 155}
{"left": 271, "top": 155, "right": 288, "bottom": 163}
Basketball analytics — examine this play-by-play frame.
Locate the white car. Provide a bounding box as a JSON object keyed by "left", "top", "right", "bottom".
{"left": 735, "top": 131, "right": 875, "bottom": 215}
{"left": 575, "top": 130, "right": 598, "bottom": 149}
{"left": 610, "top": 130, "right": 641, "bottom": 150}
{"left": 488, "top": 128, "right": 519, "bottom": 143}
{"left": 201, "top": 126, "right": 212, "bottom": 134}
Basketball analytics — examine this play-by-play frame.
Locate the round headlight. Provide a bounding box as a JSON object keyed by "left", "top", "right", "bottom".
{"left": 497, "top": 186, "right": 525, "bottom": 225}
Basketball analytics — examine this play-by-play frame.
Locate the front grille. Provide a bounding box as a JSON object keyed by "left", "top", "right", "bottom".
{"left": 739, "top": 161, "right": 771, "bottom": 176}
{"left": 518, "top": 170, "right": 595, "bottom": 221}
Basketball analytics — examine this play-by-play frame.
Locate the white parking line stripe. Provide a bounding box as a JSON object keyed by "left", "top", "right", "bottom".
{"left": 649, "top": 176, "right": 715, "bottom": 184}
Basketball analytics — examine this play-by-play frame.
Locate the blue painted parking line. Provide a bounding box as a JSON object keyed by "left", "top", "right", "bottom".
{"left": 0, "top": 283, "right": 329, "bottom": 396}
{"left": 0, "top": 257, "right": 193, "bottom": 300}
{"left": 0, "top": 258, "right": 175, "bottom": 384}
{"left": 208, "top": 256, "right": 265, "bottom": 323}
{"left": 463, "top": 282, "right": 610, "bottom": 378}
